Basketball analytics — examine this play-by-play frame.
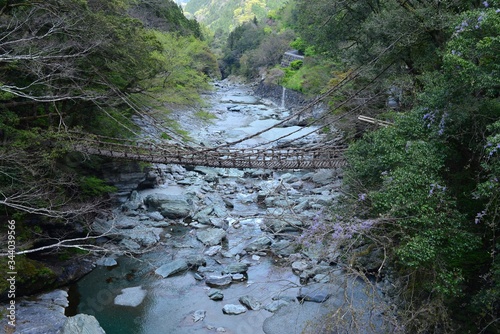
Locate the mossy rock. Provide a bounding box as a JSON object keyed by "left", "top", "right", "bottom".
{"left": 0, "top": 256, "right": 57, "bottom": 301}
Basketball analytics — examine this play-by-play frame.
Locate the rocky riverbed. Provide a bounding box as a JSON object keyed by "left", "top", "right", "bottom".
{"left": 2, "top": 79, "right": 394, "bottom": 333}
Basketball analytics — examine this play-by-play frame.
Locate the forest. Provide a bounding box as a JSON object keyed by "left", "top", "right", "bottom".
{"left": 1, "top": 0, "right": 499, "bottom": 333}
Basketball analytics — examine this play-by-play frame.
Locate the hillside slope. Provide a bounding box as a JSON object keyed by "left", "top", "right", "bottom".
{"left": 184, "top": 0, "right": 286, "bottom": 33}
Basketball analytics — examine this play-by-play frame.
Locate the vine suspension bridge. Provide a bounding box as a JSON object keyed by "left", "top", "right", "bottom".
{"left": 68, "top": 131, "right": 347, "bottom": 170}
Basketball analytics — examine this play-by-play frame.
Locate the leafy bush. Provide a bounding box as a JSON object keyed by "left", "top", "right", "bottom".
{"left": 79, "top": 176, "right": 117, "bottom": 198}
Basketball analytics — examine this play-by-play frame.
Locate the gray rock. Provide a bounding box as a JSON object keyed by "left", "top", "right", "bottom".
{"left": 114, "top": 216, "right": 138, "bottom": 229}
{"left": 271, "top": 295, "right": 296, "bottom": 303}
{"left": 297, "top": 286, "right": 331, "bottom": 303}
{"left": 144, "top": 194, "right": 192, "bottom": 219}
{"left": 293, "top": 200, "right": 310, "bottom": 211}
{"left": 204, "top": 245, "right": 222, "bottom": 256}
{"left": 291, "top": 261, "right": 310, "bottom": 273}
{"left": 231, "top": 273, "right": 245, "bottom": 281}
{"left": 264, "top": 300, "right": 289, "bottom": 312}
{"left": 193, "top": 207, "right": 214, "bottom": 225}
{"left": 244, "top": 237, "right": 272, "bottom": 252}
{"left": 222, "top": 262, "right": 249, "bottom": 274}
{"left": 311, "top": 169, "right": 337, "bottom": 185}
{"left": 122, "top": 190, "right": 143, "bottom": 211}
{"left": 212, "top": 204, "right": 228, "bottom": 218}
{"left": 91, "top": 218, "right": 120, "bottom": 236}
{"left": 155, "top": 259, "right": 189, "bottom": 278}
{"left": 222, "top": 304, "right": 247, "bottom": 315}
{"left": 95, "top": 257, "right": 117, "bottom": 267}
{"left": 270, "top": 240, "right": 296, "bottom": 257}
{"left": 185, "top": 254, "right": 207, "bottom": 267}
{"left": 119, "top": 239, "right": 141, "bottom": 251}
{"left": 196, "top": 228, "right": 226, "bottom": 246}
{"left": 9, "top": 290, "right": 68, "bottom": 333}
{"left": 192, "top": 310, "right": 206, "bottom": 322}
{"left": 205, "top": 275, "right": 232, "bottom": 288}
{"left": 60, "top": 314, "right": 106, "bottom": 334}
{"left": 125, "top": 225, "right": 163, "bottom": 247}
{"left": 208, "top": 289, "right": 224, "bottom": 301}
{"left": 313, "top": 274, "right": 330, "bottom": 283}
{"left": 264, "top": 218, "right": 303, "bottom": 233}
{"left": 146, "top": 211, "right": 164, "bottom": 221}
{"left": 239, "top": 295, "right": 261, "bottom": 310}
{"left": 138, "top": 170, "right": 160, "bottom": 189}
{"left": 114, "top": 286, "right": 147, "bottom": 307}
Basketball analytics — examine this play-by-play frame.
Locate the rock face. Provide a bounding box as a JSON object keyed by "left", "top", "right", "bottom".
{"left": 155, "top": 259, "right": 189, "bottom": 278}
{"left": 60, "top": 314, "right": 106, "bottom": 334}
{"left": 3, "top": 290, "right": 69, "bottom": 333}
{"left": 114, "top": 286, "right": 147, "bottom": 307}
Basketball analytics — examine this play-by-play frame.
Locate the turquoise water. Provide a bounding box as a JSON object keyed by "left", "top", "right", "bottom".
{"left": 75, "top": 257, "right": 155, "bottom": 334}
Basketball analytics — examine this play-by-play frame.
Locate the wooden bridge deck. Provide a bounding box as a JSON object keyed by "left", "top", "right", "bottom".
{"left": 71, "top": 137, "right": 346, "bottom": 170}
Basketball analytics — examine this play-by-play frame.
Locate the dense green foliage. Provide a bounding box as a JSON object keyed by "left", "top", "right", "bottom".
{"left": 0, "top": 0, "right": 218, "bottom": 284}
{"left": 285, "top": 0, "right": 500, "bottom": 332}
{"left": 213, "top": 0, "right": 500, "bottom": 331}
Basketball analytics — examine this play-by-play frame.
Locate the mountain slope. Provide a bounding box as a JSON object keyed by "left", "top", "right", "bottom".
{"left": 184, "top": 0, "right": 286, "bottom": 33}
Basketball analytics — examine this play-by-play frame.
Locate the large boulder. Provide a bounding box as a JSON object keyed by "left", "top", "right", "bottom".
{"left": 144, "top": 194, "right": 193, "bottom": 219}
{"left": 122, "top": 225, "right": 163, "bottom": 247}
{"left": 60, "top": 314, "right": 106, "bottom": 334}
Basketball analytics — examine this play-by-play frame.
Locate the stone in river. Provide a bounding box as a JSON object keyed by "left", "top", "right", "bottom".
{"left": 222, "top": 304, "right": 247, "bottom": 315}
{"left": 239, "top": 295, "right": 261, "bottom": 310}
{"left": 114, "top": 286, "right": 147, "bottom": 307}
{"left": 155, "top": 259, "right": 189, "bottom": 278}
{"left": 208, "top": 289, "right": 224, "bottom": 301}
{"left": 244, "top": 236, "right": 272, "bottom": 252}
{"left": 144, "top": 194, "right": 192, "bottom": 219}
{"left": 96, "top": 257, "right": 117, "bottom": 267}
{"left": 192, "top": 310, "right": 206, "bottom": 322}
{"left": 222, "top": 262, "right": 249, "bottom": 274}
{"left": 297, "top": 286, "right": 331, "bottom": 303}
{"left": 196, "top": 228, "right": 226, "bottom": 246}
{"left": 205, "top": 275, "right": 232, "bottom": 288}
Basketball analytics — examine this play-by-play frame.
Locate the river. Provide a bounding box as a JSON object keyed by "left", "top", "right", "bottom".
{"left": 10, "top": 80, "right": 393, "bottom": 334}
